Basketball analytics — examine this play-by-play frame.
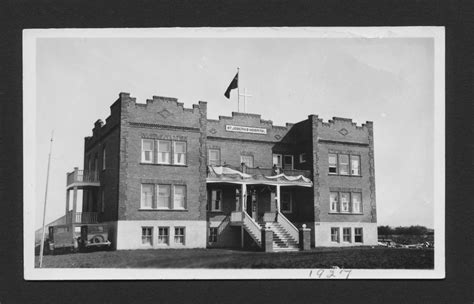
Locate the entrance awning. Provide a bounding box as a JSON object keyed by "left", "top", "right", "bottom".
{"left": 206, "top": 166, "right": 313, "bottom": 187}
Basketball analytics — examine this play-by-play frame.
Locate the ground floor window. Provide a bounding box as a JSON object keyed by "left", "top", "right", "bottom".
{"left": 174, "top": 227, "right": 185, "bottom": 245}
{"left": 209, "top": 227, "right": 218, "bottom": 243}
{"left": 158, "top": 227, "right": 169, "bottom": 245}
{"left": 141, "top": 227, "right": 153, "bottom": 246}
{"left": 343, "top": 227, "right": 351, "bottom": 242}
{"left": 354, "top": 227, "right": 363, "bottom": 243}
{"left": 331, "top": 227, "right": 339, "bottom": 242}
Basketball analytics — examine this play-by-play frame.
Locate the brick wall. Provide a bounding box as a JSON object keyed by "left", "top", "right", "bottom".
{"left": 117, "top": 93, "right": 207, "bottom": 222}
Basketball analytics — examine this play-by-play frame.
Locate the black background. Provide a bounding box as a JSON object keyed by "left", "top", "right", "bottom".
{"left": 1, "top": 0, "right": 473, "bottom": 303}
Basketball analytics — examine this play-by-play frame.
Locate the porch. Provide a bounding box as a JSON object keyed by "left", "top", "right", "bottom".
{"left": 207, "top": 165, "right": 313, "bottom": 251}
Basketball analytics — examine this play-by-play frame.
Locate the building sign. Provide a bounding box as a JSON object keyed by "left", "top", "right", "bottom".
{"left": 225, "top": 125, "right": 267, "bottom": 135}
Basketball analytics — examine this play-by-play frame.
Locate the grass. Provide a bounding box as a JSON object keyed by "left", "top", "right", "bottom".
{"left": 35, "top": 246, "right": 434, "bottom": 269}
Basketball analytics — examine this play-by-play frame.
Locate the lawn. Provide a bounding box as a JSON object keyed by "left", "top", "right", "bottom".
{"left": 35, "top": 247, "right": 434, "bottom": 269}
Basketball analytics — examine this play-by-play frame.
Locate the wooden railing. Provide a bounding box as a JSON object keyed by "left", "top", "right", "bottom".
{"left": 217, "top": 216, "right": 230, "bottom": 234}
{"left": 242, "top": 211, "right": 262, "bottom": 245}
{"left": 230, "top": 211, "right": 244, "bottom": 223}
{"left": 276, "top": 211, "right": 299, "bottom": 244}
{"left": 244, "top": 166, "right": 311, "bottom": 178}
{"left": 66, "top": 211, "right": 98, "bottom": 224}
{"left": 67, "top": 168, "right": 99, "bottom": 187}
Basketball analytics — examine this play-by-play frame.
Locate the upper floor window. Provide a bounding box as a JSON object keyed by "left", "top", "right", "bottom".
{"left": 329, "top": 191, "right": 363, "bottom": 214}
{"left": 141, "top": 184, "right": 154, "bottom": 209}
{"left": 328, "top": 153, "right": 361, "bottom": 176}
{"left": 281, "top": 191, "right": 293, "bottom": 213}
{"left": 209, "top": 189, "right": 222, "bottom": 211}
{"left": 140, "top": 184, "right": 187, "bottom": 210}
{"left": 157, "top": 184, "right": 171, "bottom": 209}
{"left": 240, "top": 155, "right": 254, "bottom": 168}
{"left": 338, "top": 154, "right": 349, "bottom": 175}
{"left": 208, "top": 149, "right": 221, "bottom": 166}
{"left": 273, "top": 154, "right": 282, "bottom": 167}
{"left": 283, "top": 155, "right": 294, "bottom": 170}
{"left": 351, "top": 155, "right": 360, "bottom": 175}
{"left": 173, "top": 142, "right": 186, "bottom": 165}
{"left": 173, "top": 185, "right": 186, "bottom": 209}
{"left": 157, "top": 140, "right": 171, "bottom": 164}
{"left": 141, "top": 139, "right": 154, "bottom": 163}
{"left": 141, "top": 139, "right": 187, "bottom": 165}
{"left": 328, "top": 154, "right": 337, "bottom": 174}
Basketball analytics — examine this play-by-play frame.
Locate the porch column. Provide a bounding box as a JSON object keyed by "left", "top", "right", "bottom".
{"left": 241, "top": 183, "right": 246, "bottom": 212}
{"left": 276, "top": 184, "right": 281, "bottom": 213}
{"left": 65, "top": 189, "right": 70, "bottom": 215}
{"left": 72, "top": 186, "right": 78, "bottom": 224}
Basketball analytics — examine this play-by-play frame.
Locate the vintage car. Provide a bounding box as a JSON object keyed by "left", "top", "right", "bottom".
{"left": 78, "top": 224, "right": 111, "bottom": 251}
{"left": 44, "top": 224, "right": 111, "bottom": 254}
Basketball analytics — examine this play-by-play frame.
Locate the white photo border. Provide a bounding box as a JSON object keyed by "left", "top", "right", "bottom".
{"left": 23, "top": 26, "right": 445, "bottom": 280}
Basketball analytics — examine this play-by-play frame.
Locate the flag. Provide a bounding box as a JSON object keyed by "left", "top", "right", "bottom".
{"left": 224, "top": 72, "right": 238, "bottom": 99}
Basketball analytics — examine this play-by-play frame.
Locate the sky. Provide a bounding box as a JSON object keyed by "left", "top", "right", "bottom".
{"left": 33, "top": 31, "right": 437, "bottom": 229}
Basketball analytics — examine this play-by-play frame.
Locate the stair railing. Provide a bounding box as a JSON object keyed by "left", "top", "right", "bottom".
{"left": 276, "top": 211, "right": 299, "bottom": 244}
{"left": 242, "top": 211, "right": 262, "bottom": 245}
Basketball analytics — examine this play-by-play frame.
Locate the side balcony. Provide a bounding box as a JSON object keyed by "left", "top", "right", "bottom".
{"left": 66, "top": 211, "right": 99, "bottom": 224}
{"left": 67, "top": 167, "right": 100, "bottom": 189}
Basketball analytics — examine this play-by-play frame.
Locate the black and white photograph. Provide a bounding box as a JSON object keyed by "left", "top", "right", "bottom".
{"left": 23, "top": 27, "right": 445, "bottom": 280}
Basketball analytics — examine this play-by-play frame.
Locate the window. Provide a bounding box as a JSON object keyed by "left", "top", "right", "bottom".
{"left": 141, "top": 227, "right": 153, "bottom": 246}
{"left": 330, "top": 192, "right": 339, "bottom": 213}
{"left": 174, "top": 142, "right": 186, "bottom": 165}
{"left": 354, "top": 228, "right": 363, "bottom": 243}
{"left": 141, "top": 139, "right": 154, "bottom": 163}
{"left": 173, "top": 185, "right": 186, "bottom": 209}
{"left": 157, "top": 140, "right": 171, "bottom": 164}
{"left": 102, "top": 146, "right": 106, "bottom": 170}
{"left": 328, "top": 153, "right": 337, "bottom": 174}
{"left": 94, "top": 154, "right": 98, "bottom": 178}
{"left": 157, "top": 185, "right": 171, "bottom": 209}
{"left": 343, "top": 228, "right": 351, "bottom": 242}
{"left": 209, "top": 189, "right": 222, "bottom": 211}
{"left": 209, "top": 227, "right": 218, "bottom": 243}
{"left": 331, "top": 227, "right": 340, "bottom": 242}
{"left": 340, "top": 192, "right": 350, "bottom": 213}
{"left": 281, "top": 191, "right": 292, "bottom": 213}
{"left": 352, "top": 193, "right": 362, "bottom": 213}
{"left": 174, "top": 227, "right": 185, "bottom": 245}
{"left": 208, "top": 149, "right": 221, "bottom": 166}
{"left": 240, "top": 155, "right": 254, "bottom": 168}
{"left": 158, "top": 227, "right": 169, "bottom": 245}
{"left": 283, "top": 155, "right": 294, "bottom": 170}
{"left": 141, "top": 184, "right": 154, "bottom": 209}
{"left": 338, "top": 154, "right": 349, "bottom": 175}
{"left": 351, "top": 155, "right": 360, "bottom": 175}
{"left": 272, "top": 154, "right": 282, "bottom": 167}
{"left": 299, "top": 153, "right": 307, "bottom": 163}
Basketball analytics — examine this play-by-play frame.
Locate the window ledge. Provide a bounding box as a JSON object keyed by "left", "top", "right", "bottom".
{"left": 328, "top": 174, "right": 362, "bottom": 177}
{"left": 329, "top": 212, "right": 364, "bottom": 215}
{"left": 139, "top": 208, "right": 188, "bottom": 212}
{"left": 140, "top": 162, "right": 188, "bottom": 167}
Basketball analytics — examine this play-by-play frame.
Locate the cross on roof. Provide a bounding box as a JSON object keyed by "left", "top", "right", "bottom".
{"left": 239, "top": 88, "right": 252, "bottom": 113}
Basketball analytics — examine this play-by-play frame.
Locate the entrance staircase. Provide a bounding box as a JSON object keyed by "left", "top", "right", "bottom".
{"left": 260, "top": 222, "right": 299, "bottom": 252}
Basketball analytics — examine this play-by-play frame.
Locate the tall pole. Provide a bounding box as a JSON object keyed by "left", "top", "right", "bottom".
{"left": 237, "top": 67, "right": 240, "bottom": 112}
{"left": 39, "top": 130, "right": 54, "bottom": 268}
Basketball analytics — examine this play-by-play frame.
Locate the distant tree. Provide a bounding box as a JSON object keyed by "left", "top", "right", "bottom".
{"left": 377, "top": 225, "right": 393, "bottom": 235}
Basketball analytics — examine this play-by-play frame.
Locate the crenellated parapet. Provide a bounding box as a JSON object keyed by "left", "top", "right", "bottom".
{"left": 120, "top": 92, "right": 206, "bottom": 130}
{"left": 316, "top": 116, "right": 373, "bottom": 145}
{"left": 206, "top": 111, "right": 297, "bottom": 143}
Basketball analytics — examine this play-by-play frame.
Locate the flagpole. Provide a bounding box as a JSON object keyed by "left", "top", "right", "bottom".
{"left": 237, "top": 67, "right": 240, "bottom": 112}
{"left": 39, "top": 130, "right": 54, "bottom": 268}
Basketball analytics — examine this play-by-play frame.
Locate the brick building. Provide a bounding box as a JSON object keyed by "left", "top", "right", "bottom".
{"left": 65, "top": 92, "right": 377, "bottom": 251}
